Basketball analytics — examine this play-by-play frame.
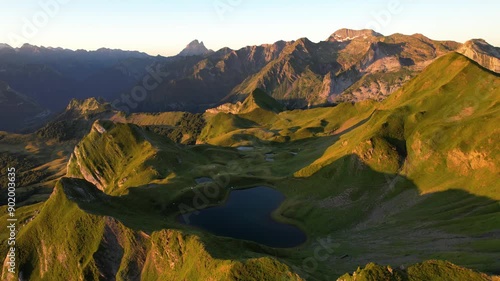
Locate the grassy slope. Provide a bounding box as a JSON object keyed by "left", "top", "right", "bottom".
{"left": 1, "top": 53, "right": 498, "bottom": 280}
{"left": 0, "top": 178, "right": 302, "bottom": 280}
{"left": 292, "top": 53, "right": 499, "bottom": 198}
{"left": 67, "top": 120, "right": 165, "bottom": 195}
{"left": 0, "top": 131, "right": 76, "bottom": 206}
{"left": 66, "top": 120, "right": 211, "bottom": 195}
{"left": 196, "top": 53, "right": 500, "bottom": 278}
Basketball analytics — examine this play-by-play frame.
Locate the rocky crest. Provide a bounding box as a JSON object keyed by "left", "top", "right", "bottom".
{"left": 327, "top": 28, "right": 383, "bottom": 42}
{"left": 228, "top": 30, "right": 460, "bottom": 107}
{"left": 178, "top": 40, "right": 213, "bottom": 56}
{"left": 458, "top": 39, "right": 500, "bottom": 73}
{"left": 65, "top": 97, "right": 111, "bottom": 117}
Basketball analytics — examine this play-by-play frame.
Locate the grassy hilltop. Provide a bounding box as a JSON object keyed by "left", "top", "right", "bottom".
{"left": 0, "top": 52, "right": 499, "bottom": 280}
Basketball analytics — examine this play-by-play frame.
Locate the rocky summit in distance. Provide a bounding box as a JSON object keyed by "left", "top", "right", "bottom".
{"left": 135, "top": 29, "right": 500, "bottom": 113}
{"left": 177, "top": 39, "right": 213, "bottom": 56}
{"left": 327, "top": 28, "right": 383, "bottom": 42}
{"left": 458, "top": 39, "right": 500, "bottom": 73}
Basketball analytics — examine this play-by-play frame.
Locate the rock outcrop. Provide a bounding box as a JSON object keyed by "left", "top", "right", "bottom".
{"left": 458, "top": 39, "right": 500, "bottom": 73}
{"left": 327, "top": 28, "right": 383, "bottom": 42}
{"left": 177, "top": 40, "right": 213, "bottom": 56}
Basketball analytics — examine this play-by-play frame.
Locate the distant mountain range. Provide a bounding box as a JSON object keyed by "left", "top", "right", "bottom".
{"left": 2, "top": 50, "right": 498, "bottom": 280}
{"left": 0, "top": 29, "right": 499, "bottom": 132}
{"left": 0, "top": 43, "right": 160, "bottom": 112}
{"left": 123, "top": 29, "right": 500, "bottom": 112}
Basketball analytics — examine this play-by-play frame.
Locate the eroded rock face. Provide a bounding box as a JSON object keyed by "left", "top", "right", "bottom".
{"left": 93, "top": 218, "right": 147, "bottom": 281}
{"left": 458, "top": 39, "right": 500, "bottom": 73}
{"left": 229, "top": 30, "right": 461, "bottom": 106}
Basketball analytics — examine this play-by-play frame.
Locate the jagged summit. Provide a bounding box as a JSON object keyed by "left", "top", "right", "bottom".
{"left": 327, "top": 28, "right": 383, "bottom": 42}
{"left": 458, "top": 39, "right": 500, "bottom": 73}
{"left": 65, "top": 97, "right": 110, "bottom": 115}
{"left": 67, "top": 96, "right": 105, "bottom": 107}
{"left": 461, "top": 39, "right": 500, "bottom": 56}
{"left": 178, "top": 39, "right": 213, "bottom": 56}
{"left": 18, "top": 43, "right": 43, "bottom": 53}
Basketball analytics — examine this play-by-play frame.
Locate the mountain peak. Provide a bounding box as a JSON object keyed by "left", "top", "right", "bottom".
{"left": 178, "top": 39, "right": 212, "bottom": 56}
{"left": 20, "top": 43, "right": 40, "bottom": 50}
{"left": 206, "top": 89, "right": 284, "bottom": 115}
{"left": 462, "top": 39, "right": 500, "bottom": 54}
{"left": 240, "top": 89, "right": 284, "bottom": 113}
{"left": 328, "top": 28, "right": 383, "bottom": 42}
{"left": 65, "top": 97, "right": 111, "bottom": 116}
{"left": 0, "top": 43, "right": 13, "bottom": 50}
{"left": 458, "top": 39, "right": 500, "bottom": 73}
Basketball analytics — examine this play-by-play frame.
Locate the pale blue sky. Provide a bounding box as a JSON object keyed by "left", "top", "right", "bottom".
{"left": 0, "top": 0, "right": 498, "bottom": 56}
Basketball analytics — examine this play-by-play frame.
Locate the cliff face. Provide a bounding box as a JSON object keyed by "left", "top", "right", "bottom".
{"left": 137, "top": 40, "right": 291, "bottom": 112}
{"left": 229, "top": 30, "right": 460, "bottom": 106}
{"left": 458, "top": 39, "right": 500, "bottom": 73}
{"left": 66, "top": 120, "right": 165, "bottom": 195}
{"left": 130, "top": 30, "right": 500, "bottom": 112}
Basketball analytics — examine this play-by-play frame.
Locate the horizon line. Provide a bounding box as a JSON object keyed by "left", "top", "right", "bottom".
{"left": 1, "top": 29, "right": 496, "bottom": 57}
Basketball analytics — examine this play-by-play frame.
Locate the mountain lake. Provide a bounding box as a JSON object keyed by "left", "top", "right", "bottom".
{"left": 178, "top": 186, "right": 306, "bottom": 248}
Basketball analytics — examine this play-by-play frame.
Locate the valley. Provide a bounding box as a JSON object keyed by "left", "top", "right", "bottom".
{"left": 0, "top": 48, "right": 498, "bottom": 280}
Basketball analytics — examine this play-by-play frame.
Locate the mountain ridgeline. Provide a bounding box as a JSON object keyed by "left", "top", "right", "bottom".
{"left": 1, "top": 51, "right": 499, "bottom": 280}
{"left": 0, "top": 26, "right": 499, "bottom": 281}
{"left": 1, "top": 29, "right": 499, "bottom": 133}
{"left": 133, "top": 29, "right": 499, "bottom": 112}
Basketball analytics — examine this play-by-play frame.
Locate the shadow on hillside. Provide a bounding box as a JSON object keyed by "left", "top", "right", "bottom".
{"left": 57, "top": 152, "right": 500, "bottom": 275}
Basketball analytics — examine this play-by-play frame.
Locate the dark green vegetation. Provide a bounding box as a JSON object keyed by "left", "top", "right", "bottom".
{"left": 0, "top": 131, "right": 73, "bottom": 206}
{"left": 0, "top": 52, "right": 499, "bottom": 280}
{"left": 144, "top": 113, "right": 206, "bottom": 144}
{"left": 338, "top": 260, "right": 493, "bottom": 281}
{"left": 0, "top": 154, "right": 49, "bottom": 199}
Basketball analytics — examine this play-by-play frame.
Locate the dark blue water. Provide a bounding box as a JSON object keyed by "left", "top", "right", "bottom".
{"left": 178, "top": 186, "right": 306, "bottom": 248}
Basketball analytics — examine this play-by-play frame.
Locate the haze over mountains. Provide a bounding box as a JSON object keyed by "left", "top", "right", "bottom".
{"left": 0, "top": 28, "right": 499, "bottom": 133}
{"left": 1, "top": 50, "right": 499, "bottom": 280}
{"left": 0, "top": 26, "right": 499, "bottom": 281}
